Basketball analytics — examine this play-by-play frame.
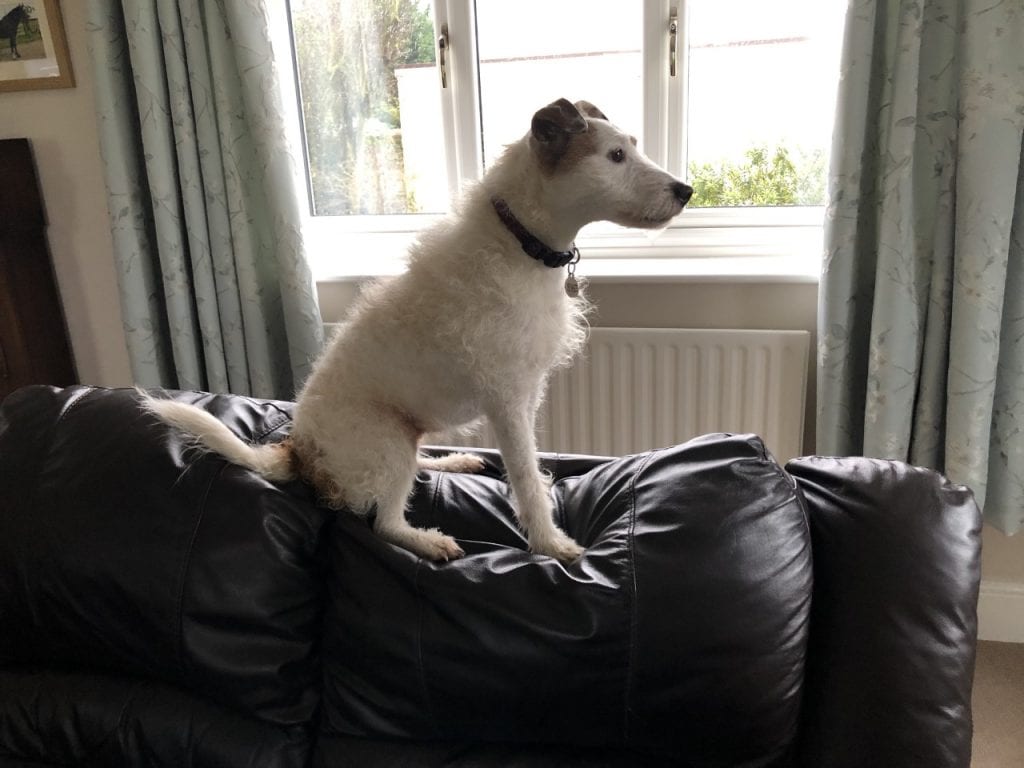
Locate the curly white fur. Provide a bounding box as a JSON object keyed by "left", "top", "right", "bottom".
{"left": 143, "top": 99, "right": 691, "bottom": 562}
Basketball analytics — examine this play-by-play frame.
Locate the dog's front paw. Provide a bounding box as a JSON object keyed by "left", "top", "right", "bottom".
{"left": 376, "top": 523, "right": 466, "bottom": 561}
{"left": 530, "top": 529, "right": 585, "bottom": 563}
{"left": 411, "top": 528, "right": 466, "bottom": 561}
{"left": 427, "top": 534, "right": 466, "bottom": 561}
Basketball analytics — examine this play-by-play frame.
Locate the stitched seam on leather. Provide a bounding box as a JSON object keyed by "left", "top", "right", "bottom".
{"left": 623, "top": 449, "right": 658, "bottom": 745}
{"left": 232, "top": 395, "right": 294, "bottom": 443}
{"left": 254, "top": 414, "right": 293, "bottom": 442}
{"left": 251, "top": 398, "right": 294, "bottom": 422}
{"left": 420, "top": 471, "right": 444, "bottom": 735}
{"left": 413, "top": 558, "right": 440, "bottom": 737}
{"left": 174, "top": 463, "right": 221, "bottom": 677}
{"left": 429, "top": 471, "right": 443, "bottom": 531}
{"left": 56, "top": 386, "right": 97, "bottom": 424}
{"left": 105, "top": 678, "right": 147, "bottom": 763}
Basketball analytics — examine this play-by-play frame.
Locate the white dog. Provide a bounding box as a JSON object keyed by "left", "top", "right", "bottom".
{"left": 143, "top": 98, "right": 692, "bottom": 563}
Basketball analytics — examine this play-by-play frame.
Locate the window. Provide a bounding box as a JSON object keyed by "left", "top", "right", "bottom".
{"left": 286, "top": 0, "right": 846, "bottom": 276}
{"left": 684, "top": 1, "right": 840, "bottom": 208}
{"left": 474, "top": 1, "right": 644, "bottom": 169}
{"left": 289, "top": 0, "right": 443, "bottom": 216}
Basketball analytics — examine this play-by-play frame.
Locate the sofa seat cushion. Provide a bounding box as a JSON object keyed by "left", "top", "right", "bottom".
{"left": 319, "top": 433, "right": 813, "bottom": 765}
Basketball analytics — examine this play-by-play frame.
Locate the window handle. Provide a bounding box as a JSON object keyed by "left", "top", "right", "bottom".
{"left": 669, "top": 10, "right": 678, "bottom": 77}
{"left": 438, "top": 24, "right": 449, "bottom": 88}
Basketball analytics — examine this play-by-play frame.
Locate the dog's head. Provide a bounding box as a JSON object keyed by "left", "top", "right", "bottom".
{"left": 528, "top": 98, "right": 693, "bottom": 230}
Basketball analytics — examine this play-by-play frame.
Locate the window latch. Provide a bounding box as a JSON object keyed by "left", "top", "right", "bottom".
{"left": 669, "top": 10, "right": 678, "bottom": 77}
{"left": 438, "top": 25, "right": 449, "bottom": 88}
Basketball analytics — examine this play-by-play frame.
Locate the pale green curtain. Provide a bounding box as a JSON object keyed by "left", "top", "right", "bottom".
{"left": 818, "top": 0, "right": 1024, "bottom": 533}
{"left": 87, "top": 0, "right": 323, "bottom": 399}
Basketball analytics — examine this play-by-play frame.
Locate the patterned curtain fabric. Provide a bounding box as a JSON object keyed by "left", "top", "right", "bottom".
{"left": 87, "top": 0, "right": 323, "bottom": 399}
{"left": 818, "top": 0, "right": 1024, "bottom": 532}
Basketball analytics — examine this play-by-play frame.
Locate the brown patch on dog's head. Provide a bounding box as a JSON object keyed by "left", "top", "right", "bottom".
{"left": 552, "top": 129, "right": 600, "bottom": 175}
{"left": 530, "top": 98, "right": 589, "bottom": 173}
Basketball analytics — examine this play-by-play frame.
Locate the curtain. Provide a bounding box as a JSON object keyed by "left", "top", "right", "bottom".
{"left": 818, "top": 0, "right": 1024, "bottom": 533}
{"left": 87, "top": 0, "right": 323, "bottom": 399}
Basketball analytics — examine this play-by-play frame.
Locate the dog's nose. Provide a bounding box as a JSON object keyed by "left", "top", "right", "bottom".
{"left": 672, "top": 182, "right": 694, "bottom": 205}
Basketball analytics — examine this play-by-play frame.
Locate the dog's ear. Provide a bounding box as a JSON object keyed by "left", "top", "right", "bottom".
{"left": 574, "top": 100, "right": 609, "bottom": 121}
{"left": 530, "top": 98, "right": 588, "bottom": 167}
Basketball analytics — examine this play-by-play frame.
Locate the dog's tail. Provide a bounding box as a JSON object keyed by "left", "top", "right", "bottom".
{"left": 139, "top": 390, "right": 297, "bottom": 483}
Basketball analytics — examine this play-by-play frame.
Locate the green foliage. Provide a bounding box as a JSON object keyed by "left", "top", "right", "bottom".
{"left": 406, "top": 4, "right": 436, "bottom": 66}
{"left": 687, "top": 145, "right": 827, "bottom": 207}
{"left": 292, "top": 0, "right": 435, "bottom": 215}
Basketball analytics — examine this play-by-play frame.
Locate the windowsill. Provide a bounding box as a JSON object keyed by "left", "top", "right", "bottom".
{"left": 313, "top": 254, "right": 820, "bottom": 284}
{"left": 305, "top": 207, "right": 824, "bottom": 285}
{"left": 572, "top": 254, "right": 820, "bottom": 283}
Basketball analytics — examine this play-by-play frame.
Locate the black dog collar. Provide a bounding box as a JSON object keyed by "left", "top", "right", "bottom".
{"left": 491, "top": 197, "right": 580, "bottom": 269}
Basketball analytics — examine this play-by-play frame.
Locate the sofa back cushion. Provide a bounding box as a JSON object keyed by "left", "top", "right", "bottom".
{"left": 0, "top": 386, "right": 330, "bottom": 726}
{"left": 319, "top": 434, "right": 813, "bottom": 764}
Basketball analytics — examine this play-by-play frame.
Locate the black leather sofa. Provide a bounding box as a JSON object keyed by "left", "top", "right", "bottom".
{"left": 0, "top": 385, "right": 981, "bottom": 767}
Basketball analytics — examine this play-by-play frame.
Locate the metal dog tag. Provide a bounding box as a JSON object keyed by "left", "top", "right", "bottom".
{"left": 564, "top": 247, "right": 581, "bottom": 297}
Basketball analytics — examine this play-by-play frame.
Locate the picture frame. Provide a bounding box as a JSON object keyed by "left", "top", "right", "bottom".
{"left": 0, "top": 0, "right": 73, "bottom": 93}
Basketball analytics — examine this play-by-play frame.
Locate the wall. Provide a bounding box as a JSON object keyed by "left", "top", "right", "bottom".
{"left": 6, "top": 8, "right": 1024, "bottom": 607}
{"left": 0, "top": 1, "right": 131, "bottom": 387}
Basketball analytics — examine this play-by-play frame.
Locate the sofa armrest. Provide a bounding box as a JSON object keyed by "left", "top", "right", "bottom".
{"left": 0, "top": 385, "right": 331, "bottom": 726}
{"left": 787, "top": 457, "right": 981, "bottom": 768}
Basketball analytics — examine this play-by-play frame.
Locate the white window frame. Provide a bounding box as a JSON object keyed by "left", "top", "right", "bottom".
{"left": 283, "top": 0, "right": 830, "bottom": 282}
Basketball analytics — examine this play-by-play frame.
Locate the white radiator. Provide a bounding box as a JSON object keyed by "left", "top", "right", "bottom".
{"left": 449, "top": 328, "right": 810, "bottom": 464}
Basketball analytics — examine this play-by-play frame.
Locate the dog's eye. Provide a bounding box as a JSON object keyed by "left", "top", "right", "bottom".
{"left": 608, "top": 148, "right": 626, "bottom": 163}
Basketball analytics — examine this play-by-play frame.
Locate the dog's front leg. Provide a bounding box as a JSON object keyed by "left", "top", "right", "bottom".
{"left": 487, "top": 402, "right": 584, "bottom": 562}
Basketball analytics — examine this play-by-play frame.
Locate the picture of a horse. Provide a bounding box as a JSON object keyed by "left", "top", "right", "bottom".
{"left": 0, "top": 4, "right": 43, "bottom": 62}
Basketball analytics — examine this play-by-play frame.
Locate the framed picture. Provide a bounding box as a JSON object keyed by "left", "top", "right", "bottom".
{"left": 0, "top": 1, "right": 73, "bottom": 93}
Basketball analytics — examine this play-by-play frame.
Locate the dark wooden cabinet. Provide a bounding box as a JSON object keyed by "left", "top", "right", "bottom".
{"left": 0, "top": 138, "right": 76, "bottom": 401}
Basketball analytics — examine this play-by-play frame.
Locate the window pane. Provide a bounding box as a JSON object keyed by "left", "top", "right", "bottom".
{"left": 290, "top": 0, "right": 446, "bottom": 216}
{"left": 685, "top": 0, "right": 845, "bottom": 207}
{"left": 475, "top": 0, "right": 643, "bottom": 169}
